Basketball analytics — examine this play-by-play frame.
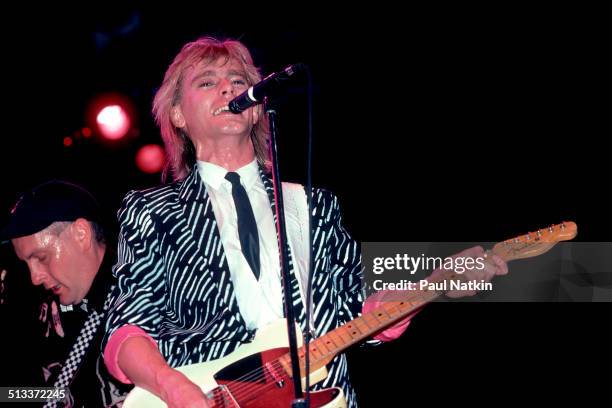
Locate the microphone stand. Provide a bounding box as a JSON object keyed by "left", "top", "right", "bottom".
{"left": 265, "top": 97, "right": 307, "bottom": 408}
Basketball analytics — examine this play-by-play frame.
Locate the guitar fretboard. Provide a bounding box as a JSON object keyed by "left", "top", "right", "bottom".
{"left": 278, "top": 287, "right": 442, "bottom": 376}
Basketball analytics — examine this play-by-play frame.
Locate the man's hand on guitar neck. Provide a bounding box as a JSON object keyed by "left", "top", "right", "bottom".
{"left": 363, "top": 290, "right": 421, "bottom": 342}
{"left": 430, "top": 245, "right": 508, "bottom": 298}
{"left": 363, "top": 246, "right": 508, "bottom": 342}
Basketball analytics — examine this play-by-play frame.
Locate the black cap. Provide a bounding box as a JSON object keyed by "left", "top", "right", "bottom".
{"left": 1, "top": 180, "right": 102, "bottom": 241}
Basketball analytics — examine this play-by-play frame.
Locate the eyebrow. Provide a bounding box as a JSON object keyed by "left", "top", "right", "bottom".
{"left": 24, "top": 250, "right": 43, "bottom": 261}
{"left": 16, "top": 251, "right": 35, "bottom": 262}
{"left": 191, "top": 69, "right": 247, "bottom": 85}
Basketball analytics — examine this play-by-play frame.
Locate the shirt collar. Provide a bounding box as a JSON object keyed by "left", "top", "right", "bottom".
{"left": 76, "top": 248, "right": 114, "bottom": 313}
{"left": 197, "top": 159, "right": 259, "bottom": 192}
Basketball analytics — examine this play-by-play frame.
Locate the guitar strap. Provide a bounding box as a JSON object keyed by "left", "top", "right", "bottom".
{"left": 43, "top": 308, "right": 103, "bottom": 408}
{"left": 282, "top": 182, "right": 315, "bottom": 334}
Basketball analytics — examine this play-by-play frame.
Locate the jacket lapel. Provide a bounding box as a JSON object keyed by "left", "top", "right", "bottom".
{"left": 178, "top": 166, "right": 245, "bottom": 328}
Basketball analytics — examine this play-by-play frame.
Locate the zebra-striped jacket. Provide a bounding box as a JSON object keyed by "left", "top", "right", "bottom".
{"left": 102, "top": 165, "right": 364, "bottom": 407}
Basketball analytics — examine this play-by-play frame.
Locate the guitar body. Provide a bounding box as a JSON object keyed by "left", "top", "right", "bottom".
{"left": 123, "top": 319, "right": 346, "bottom": 408}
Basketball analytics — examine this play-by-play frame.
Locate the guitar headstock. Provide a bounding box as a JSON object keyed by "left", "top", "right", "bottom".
{"left": 491, "top": 221, "right": 577, "bottom": 261}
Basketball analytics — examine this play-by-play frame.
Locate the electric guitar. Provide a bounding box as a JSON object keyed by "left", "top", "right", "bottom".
{"left": 123, "top": 222, "right": 577, "bottom": 408}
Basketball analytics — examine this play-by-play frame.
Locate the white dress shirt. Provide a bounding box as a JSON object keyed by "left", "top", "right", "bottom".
{"left": 197, "top": 159, "right": 283, "bottom": 330}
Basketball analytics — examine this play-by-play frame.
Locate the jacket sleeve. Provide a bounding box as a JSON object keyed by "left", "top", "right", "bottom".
{"left": 102, "top": 190, "right": 167, "bottom": 353}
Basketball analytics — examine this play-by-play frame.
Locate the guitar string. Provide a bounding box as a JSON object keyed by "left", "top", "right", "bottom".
{"left": 206, "top": 290, "right": 438, "bottom": 405}
{"left": 207, "top": 266, "right": 540, "bottom": 405}
{"left": 208, "top": 333, "right": 349, "bottom": 403}
{"left": 210, "top": 386, "right": 242, "bottom": 408}
{"left": 223, "top": 295, "right": 435, "bottom": 401}
{"left": 214, "top": 298, "right": 433, "bottom": 403}
{"left": 216, "top": 316, "right": 384, "bottom": 400}
{"left": 211, "top": 227, "right": 571, "bottom": 404}
{"left": 218, "top": 322, "right": 381, "bottom": 403}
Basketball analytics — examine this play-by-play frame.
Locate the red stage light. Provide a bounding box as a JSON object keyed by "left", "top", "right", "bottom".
{"left": 96, "top": 105, "right": 131, "bottom": 140}
{"left": 135, "top": 144, "right": 165, "bottom": 174}
{"left": 86, "top": 93, "right": 137, "bottom": 144}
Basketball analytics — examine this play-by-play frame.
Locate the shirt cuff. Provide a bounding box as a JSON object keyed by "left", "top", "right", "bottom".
{"left": 103, "top": 324, "right": 157, "bottom": 384}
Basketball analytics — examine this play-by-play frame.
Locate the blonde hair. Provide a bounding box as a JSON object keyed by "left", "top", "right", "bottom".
{"left": 153, "top": 36, "right": 270, "bottom": 181}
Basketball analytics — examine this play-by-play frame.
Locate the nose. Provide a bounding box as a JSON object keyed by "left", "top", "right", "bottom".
{"left": 220, "top": 78, "right": 235, "bottom": 97}
{"left": 29, "top": 264, "right": 48, "bottom": 287}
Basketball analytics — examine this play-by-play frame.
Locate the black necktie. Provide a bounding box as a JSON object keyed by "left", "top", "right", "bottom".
{"left": 225, "top": 172, "right": 261, "bottom": 280}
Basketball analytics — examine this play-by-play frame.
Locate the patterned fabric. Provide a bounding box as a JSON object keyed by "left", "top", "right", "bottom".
{"left": 103, "top": 165, "right": 363, "bottom": 407}
{"left": 44, "top": 310, "right": 102, "bottom": 408}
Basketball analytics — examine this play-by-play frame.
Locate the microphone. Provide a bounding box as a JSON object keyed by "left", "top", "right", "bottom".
{"left": 228, "top": 63, "right": 304, "bottom": 113}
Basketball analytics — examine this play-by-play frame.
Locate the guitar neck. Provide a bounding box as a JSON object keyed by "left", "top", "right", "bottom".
{"left": 279, "top": 287, "right": 442, "bottom": 376}
{"left": 279, "top": 221, "right": 578, "bottom": 378}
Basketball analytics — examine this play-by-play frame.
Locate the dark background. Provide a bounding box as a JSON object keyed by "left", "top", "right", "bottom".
{"left": 1, "top": 4, "right": 608, "bottom": 406}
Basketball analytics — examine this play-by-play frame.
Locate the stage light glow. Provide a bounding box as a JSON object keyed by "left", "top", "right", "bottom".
{"left": 135, "top": 144, "right": 165, "bottom": 174}
{"left": 96, "top": 105, "right": 131, "bottom": 140}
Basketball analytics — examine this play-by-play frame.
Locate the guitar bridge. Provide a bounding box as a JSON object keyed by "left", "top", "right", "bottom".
{"left": 207, "top": 385, "right": 239, "bottom": 408}
{"left": 265, "top": 361, "right": 286, "bottom": 388}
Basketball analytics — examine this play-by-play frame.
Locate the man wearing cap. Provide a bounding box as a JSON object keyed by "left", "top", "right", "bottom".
{"left": 1, "top": 180, "right": 131, "bottom": 407}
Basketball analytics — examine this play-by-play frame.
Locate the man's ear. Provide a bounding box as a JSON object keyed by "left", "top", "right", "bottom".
{"left": 171, "top": 106, "right": 186, "bottom": 128}
{"left": 71, "top": 218, "right": 93, "bottom": 250}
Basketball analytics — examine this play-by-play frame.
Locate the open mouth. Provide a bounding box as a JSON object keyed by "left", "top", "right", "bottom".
{"left": 213, "top": 105, "right": 231, "bottom": 116}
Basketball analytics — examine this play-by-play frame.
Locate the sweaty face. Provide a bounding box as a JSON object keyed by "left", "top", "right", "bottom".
{"left": 12, "top": 225, "right": 91, "bottom": 305}
{"left": 173, "top": 57, "right": 260, "bottom": 146}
